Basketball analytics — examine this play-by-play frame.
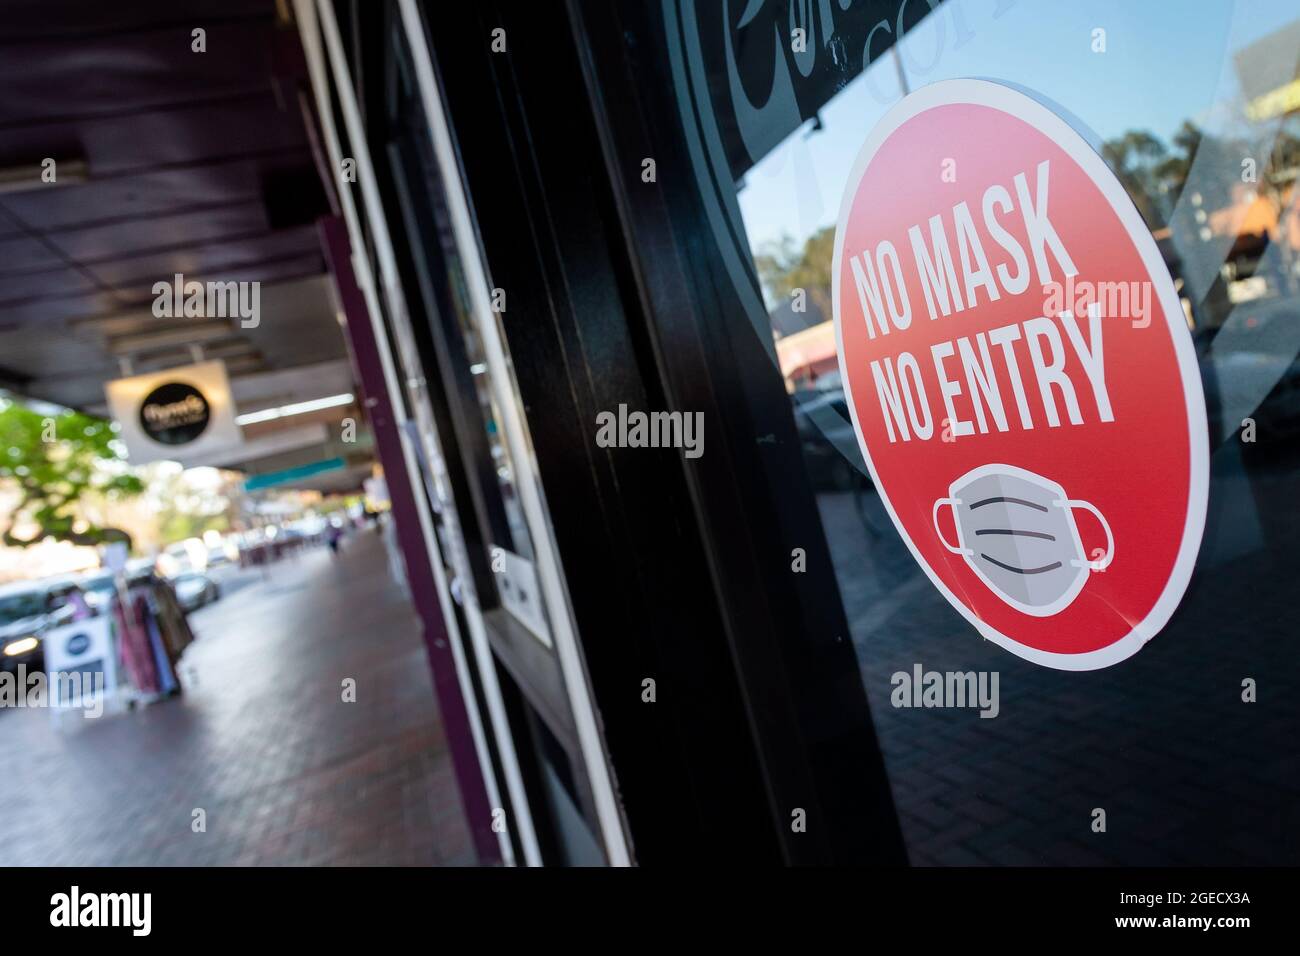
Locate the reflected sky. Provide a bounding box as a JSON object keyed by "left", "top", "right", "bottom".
{"left": 738, "top": 0, "right": 1300, "bottom": 259}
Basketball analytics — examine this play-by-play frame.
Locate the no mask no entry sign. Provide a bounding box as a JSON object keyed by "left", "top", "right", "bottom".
{"left": 832, "top": 79, "right": 1209, "bottom": 670}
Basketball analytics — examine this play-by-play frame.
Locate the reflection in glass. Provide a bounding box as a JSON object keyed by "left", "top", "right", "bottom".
{"left": 678, "top": 0, "right": 1300, "bottom": 864}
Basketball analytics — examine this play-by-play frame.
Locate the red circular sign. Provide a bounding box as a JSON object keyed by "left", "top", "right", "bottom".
{"left": 832, "top": 80, "right": 1208, "bottom": 670}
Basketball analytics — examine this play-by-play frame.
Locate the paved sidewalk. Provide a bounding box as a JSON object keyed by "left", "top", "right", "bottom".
{"left": 0, "top": 526, "right": 475, "bottom": 866}
{"left": 819, "top": 469, "right": 1300, "bottom": 866}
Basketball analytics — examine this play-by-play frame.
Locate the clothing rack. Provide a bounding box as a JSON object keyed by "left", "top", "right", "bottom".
{"left": 112, "top": 575, "right": 195, "bottom": 700}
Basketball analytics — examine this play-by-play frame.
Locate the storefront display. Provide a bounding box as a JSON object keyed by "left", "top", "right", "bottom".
{"left": 312, "top": 0, "right": 1300, "bottom": 867}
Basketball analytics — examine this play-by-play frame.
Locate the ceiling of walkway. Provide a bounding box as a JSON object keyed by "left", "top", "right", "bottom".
{"left": 0, "top": 0, "right": 343, "bottom": 409}
{"left": 0, "top": 1, "right": 365, "bottom": 486}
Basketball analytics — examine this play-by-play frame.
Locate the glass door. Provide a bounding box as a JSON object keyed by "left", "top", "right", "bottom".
{"left": 571, "top": 0, "right": 1300, "bottom": 865}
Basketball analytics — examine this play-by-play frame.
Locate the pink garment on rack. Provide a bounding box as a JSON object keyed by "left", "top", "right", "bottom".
{"left": 114, "top": 592, "right": 159, "bottom": 694}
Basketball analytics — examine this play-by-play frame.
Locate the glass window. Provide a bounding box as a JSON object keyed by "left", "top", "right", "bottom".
{"left": 662, "top": 0, "right": 1300, "bottom": 864}
{"left": 391, "top": 35, "right": 547, "bottom": 644}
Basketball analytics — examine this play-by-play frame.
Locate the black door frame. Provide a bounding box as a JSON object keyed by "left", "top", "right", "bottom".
{"left": 562, "top": 0, "right": 907, "bottom": 865}
{"left": 354, "top": 0, "right": 909, "bottom": 865}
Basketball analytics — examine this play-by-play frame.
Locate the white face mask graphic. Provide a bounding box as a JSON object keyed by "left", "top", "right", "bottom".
{"left": 932, "top": 464, "right": 1113, "bottom": 617}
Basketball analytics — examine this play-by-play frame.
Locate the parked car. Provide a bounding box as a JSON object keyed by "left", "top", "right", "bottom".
{"left": 74, "top": 571, "right": 118, "bottom": 612}
{"left": 792, "top": 388, "right": 866, "bottom": 491}
{"left": 171, "top": 572, "right": 220, "bottom": 612}
{"left": 0, "top": 582, "right": 65, "bottom": 674}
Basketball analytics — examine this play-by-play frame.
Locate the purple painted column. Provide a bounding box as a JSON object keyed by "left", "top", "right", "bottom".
{"left": 319, "top": 214, "right": 501, "bottom": 866}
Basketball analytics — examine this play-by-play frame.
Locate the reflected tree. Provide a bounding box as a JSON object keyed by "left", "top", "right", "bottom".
{"left": 754, "top": 225, "right": 835, "bottom": 320}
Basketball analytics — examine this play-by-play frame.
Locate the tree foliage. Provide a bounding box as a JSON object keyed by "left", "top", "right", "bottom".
{"left": 0, "top": 400, "right": 143, "bottom": 547}
{"left": 754, "top": 225, "right": 836, "bottom": 320}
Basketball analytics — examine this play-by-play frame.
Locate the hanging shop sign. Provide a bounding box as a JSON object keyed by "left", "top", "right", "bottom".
{"left": 105, "top": 360, "right": 243, "bottom": 465}
{"left": 832, "top": 79, "right": 1209, "bottom": 670}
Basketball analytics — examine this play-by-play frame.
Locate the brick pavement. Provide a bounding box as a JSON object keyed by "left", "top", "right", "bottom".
{"left": 818, "top": 441, "right": 1300, "bottom": 866}
{"left": 0, "top": 526, "right": 475, "bottom": 866}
